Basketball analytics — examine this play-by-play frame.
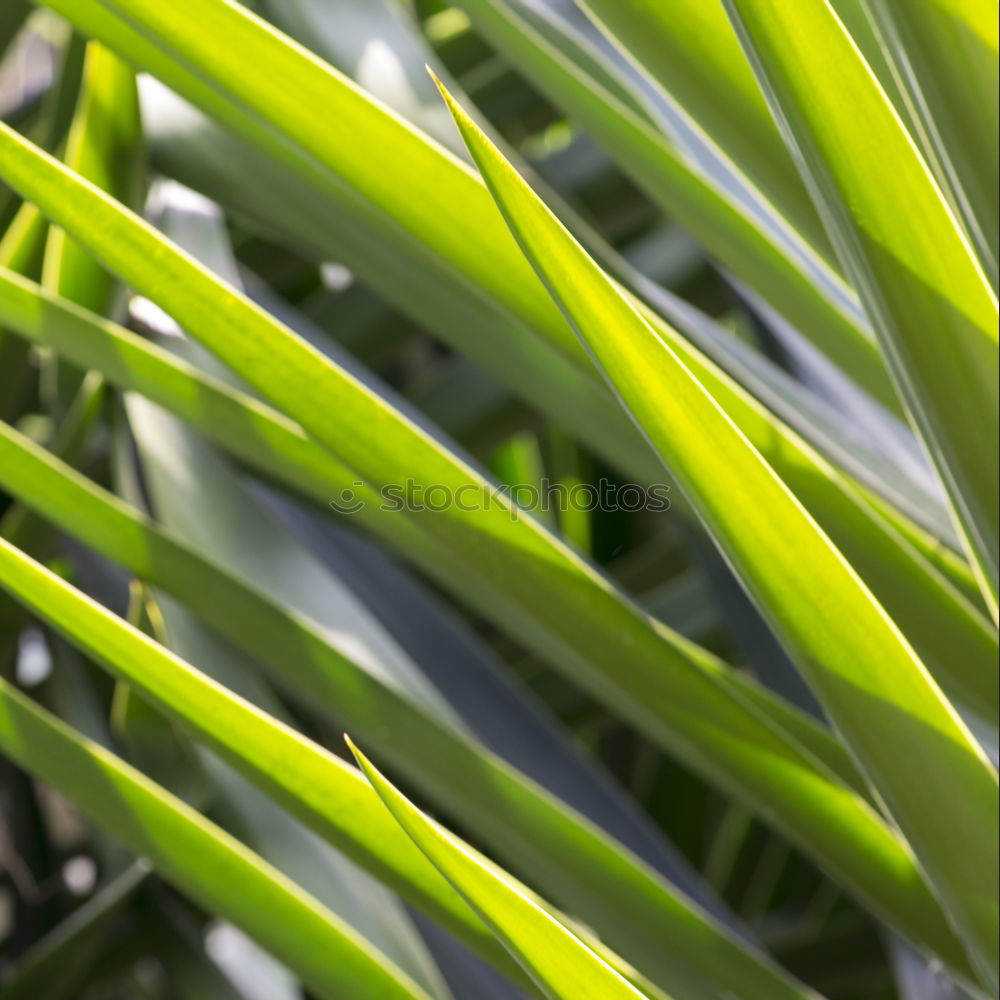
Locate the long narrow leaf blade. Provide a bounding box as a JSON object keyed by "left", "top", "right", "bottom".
{"left": 0, "top": 262, "right": 880, "bottom": 781}
{"left": 435, "top": 76, "right": 999, "bottom": 989}
{"left": 348, "top": 738, "right": 649, "bottom": 1000}
{"left": 861, "top": 0, "right": 999, "bottom": 280}
{"left": 40, "top": 41, "right": 140, "bottom": 313}
{"left": 3, "top": 262, "right": 990, "bottom": 730}
{"left": 36, "top": 0, "right": 986, "bottom": 640}
{"left": 723, "top": 0, "right": 999, "bottom": 620}
{"left": 447, "top": 0, "right": 892, "bottom": 407}
{"left": 576, "top": 0, "right": 824, "bottom": 251}
{"left": 0, "top": 116, "right": 977, "bottom": 981}
{"left": 0, "top": 531, "right": 520, "bottom": 983}
{"left": 0, "top": 675, "right": 432, "bottom": 1000}
{"left": 0, "top": 418, "right": 816, "bottom": 1000}
{"left": 128, "top": 84, "right": 995, "bottom": 718}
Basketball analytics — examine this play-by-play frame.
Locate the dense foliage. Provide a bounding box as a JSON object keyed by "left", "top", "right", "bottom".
{"left": 0, "top": 1, "right": 996, "bottom": 998}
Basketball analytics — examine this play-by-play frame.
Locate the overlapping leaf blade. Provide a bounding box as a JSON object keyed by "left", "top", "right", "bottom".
{"left": 349, "top": 738, "right": 650, "bottom": 1000}
{"left": 860, "top": 0, "right": 999, "bottom": 281}
{"left": 452, "top": 0, "right": 890, "bottom": 406}
{"left": 41, "top": 0, "right": 987, "bottom": 629}
{"left": 723, "top": 0, "right": 999, "bottom": 622}
{"left": 0, "top": 412, "right": 818, "bottom": 1000}
{"left": 127, "top": 80, "right": 996, "bottom": 720}
{"left": 0, "top": 113, "right": 982, "bottom": 986}
{"left": 0, "top": 671, "right": 433, "bottom": 1000}
{"left": 0, "top": 529, "right": 524, "bottom": 980}
{"left": 434, "top": 75, "right": 998, "bottom": 989}
{"left": 0, "top": 263, "right": 884, "bottom": 795}
{"left": 572, "top": 0, "right": 821, "bottom": 247}
{"left": 1, "top": 6, "right": 996, "bottom": 992}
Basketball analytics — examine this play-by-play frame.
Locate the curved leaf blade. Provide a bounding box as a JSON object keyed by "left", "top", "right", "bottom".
{"left": 35, "top": 0, "right": 988, "bottom": 673}
{"left": 576, "top": 0, "right": 824, "bottom": 252}
{"left": 860, "top": 0, "right": 998, "bottom": 281}
{"left": 0, "top": 529, "right": 520, "bottom": 984}
{"left": 450, "top": 0, "right": 892, "bottom": 408}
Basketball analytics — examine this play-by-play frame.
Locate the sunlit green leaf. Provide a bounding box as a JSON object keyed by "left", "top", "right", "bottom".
{"left": 435, "top": 74, "right": 999, "bottom": 990}
{"left": 724, "top": 0, "right": 999, "bottom": 625}
{"left": 349, "top": 737, "right": 651, "bottom": 1000}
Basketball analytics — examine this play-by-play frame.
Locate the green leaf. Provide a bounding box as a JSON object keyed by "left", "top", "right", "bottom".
{"left": 37, "top": 39, "right": 141, "bottom": 416}
{"left": 0, "top": 116, "right": 980, "bottom": 982}
{"left": 442, "top": 0, "right": 895, "bottom": 409}
{"left": 115, "top": 194, "right": 453, "bottom": 1000}
{"left": 0, "top": 526, "right": 521, "bottom": 984}
{"left": 45, "top": 0, "right": 894, "bottom": 467}
{"left": 128, "top": 598, "right": 454, "bottom": 1000}
{"left": 5, "top": 83, "right": 989, "bottom": 726}
{"left": 0, "top": 673, "right": 435, "bottom": 1000}
{"left": 0, "top": 201, "right": 47, "bottom": 424}
{"left": 348, "top": 737, "right": 650, "bottom": 1000}
{"left": 723, "top": 0, "right": 999, "bottom": 622}
{"left": 575, "top": 0, "right": 827, "bottom": 256}
{"left": 436, "top": 75, "right": 999, "bottom": 990}
{"left": 40, "top": 40, "right": 141, "bottom": 313}
{"left": 129, "top": 85, "right": 996, "bottom": 719}
{"left": 111, "top": 583, "right": 213, "bottom": 808}
{"left": 0, "top": 417, "right": 813, "bottom": 1000}
{"left": 0, "top": 526, "right": 714, "bottom": 1000}
{"left": 6, "top": 263, "right": 989, "bottom": 738}
{"left": 46, "top": 0, "right": 983, "bottom": 618}
{"left": 637, "top": 288, "right": 998, "bottom": 720}
{"left": 859, "top": 0, "right": 998, "bottom": 281}
{"left": 248, "top": 0, "right": 467, "bottom": 156}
